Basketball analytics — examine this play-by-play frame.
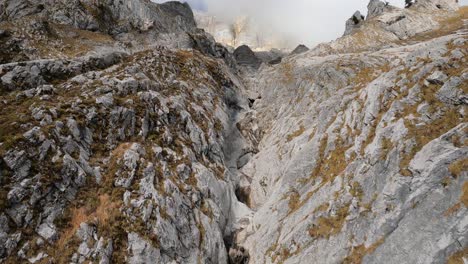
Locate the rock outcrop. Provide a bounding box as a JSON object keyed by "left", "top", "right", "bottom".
{"left": 233, "top": 45, "right": 262, "bottom": 69}
{"left": 0, "top": 0, "right": 227, "bottom": 64}
{"left": 0, "top": 0, "right": 196, "bottom": 34}
{"left": 290, "top": 44, "right": 309, "bottom": 55}
{"left": 318, "top": 0, "right": 462, "bottom": 55}
{"left": 367, "top": 0, "right": 393, "bottom": 19}
{"left": 344, "top": 11, "right": 365, "bottom": 36}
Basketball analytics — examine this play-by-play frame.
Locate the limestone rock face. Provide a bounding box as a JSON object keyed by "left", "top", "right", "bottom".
{"left": 0, "top": 0, "right": 196, "bottom": 34}
{"left": 0, "top": 0, "right": 210, "bottom": 63}
{"left": 233, "top": 4, "right": 467, "bottom": 262}
{"left": 0, "top": 0, "right": 466, "bottom": 263}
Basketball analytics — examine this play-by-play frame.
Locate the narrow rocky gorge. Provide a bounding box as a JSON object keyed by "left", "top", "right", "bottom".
{"left": 0, "top": 0, "right": 466, "bottom": 263}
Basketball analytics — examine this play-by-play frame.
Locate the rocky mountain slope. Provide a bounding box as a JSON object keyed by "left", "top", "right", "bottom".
{"left": 0, "top": 0, "right": 467, "bottom": 263}
{"left": 235, "top": 1, "right": 468, "bottom": 263}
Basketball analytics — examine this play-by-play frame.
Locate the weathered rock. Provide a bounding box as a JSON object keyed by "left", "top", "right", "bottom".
{"left": 96, "top": 93, "right": 114, "bottom": 107}
{"left": 367, "top": 0, "right": 392, "bottom": 19}
{"left": 290, "top": 44, "right": 309, "bottom": 55}
{"left": 36, "top": 223, "right": 58, "bottom": 243}
{"left": 344, "top": 11, "right": 365, "bottom": 36}
{"left": 426, "top": 70, "right": 448, "bottom": 85}
{"left": 127, "top": 232, "right": 161, "bottom": 264}
{"left": 228, "top": 246, "right": 250, "bottom": 264}
{"left": 411, "top": 0, "right": 459, "bottom": 11}
{"left": 233, "top": 45, "right": 262, "bottom": 69}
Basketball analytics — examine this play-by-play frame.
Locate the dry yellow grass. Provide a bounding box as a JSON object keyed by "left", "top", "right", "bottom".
{"left": 449, "top": 158, "right": 468, "bottom": 178}
{"left": 281, "top": 62, "right": 295, "bottom": 84}
{"left": 343, "top": 238, "right": 385, "bottom": 264}
{"left": 308, "top": 204, "right": 349, "bottom": 239}
{"left": 447, "top": 246, "right": 468, "bottom": 264}
{"left": 286, "top": 190, "right": 301, "bottom": 215}
{"left": 407, "top": 6, "right": 468, "bottom": 44}
{"left": 56, "top": 194, "right": 120, "bottom": 248}
{"left": 400, "top": 109, "right": 463, "bottom": 176}
{"left": 462, "top": 182, "right": 468, "bottom": 207}
{"left": 312, "top": 137, "right": 352, "bottom": 183}
{"left": 287, "top": 125, "right": 305, "bottom": 142}
{"left": 313, "top": 202, "right": 330, "bottom": 214}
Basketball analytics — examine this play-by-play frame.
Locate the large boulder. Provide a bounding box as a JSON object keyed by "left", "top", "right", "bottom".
{"left": 367, "top": 0, "right": 393, "bottom": 19}
{"left": 344, "top": 11, "right": 365, "bottom": 36}
{"left": 290, "top": 44, "right": 310, "bottom": 55}
{"left": 233, "top": 45, "right": 262, "bottom": 69}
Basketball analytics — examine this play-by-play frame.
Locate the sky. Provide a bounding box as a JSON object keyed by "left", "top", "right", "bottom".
{"left": 154, "top": 0, "right": 467, "bottom": 47}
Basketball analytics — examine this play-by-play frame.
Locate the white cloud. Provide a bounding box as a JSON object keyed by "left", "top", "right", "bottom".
{"left": 154, "top": 0, "right": 465, "bottom": 47}
{"left": 199, "top": 0, "right": 405, "bottom": 46}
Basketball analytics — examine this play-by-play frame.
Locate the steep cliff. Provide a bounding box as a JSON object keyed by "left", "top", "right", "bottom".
{"left": 235, "top": 2, "right": 467, "bottom": 263}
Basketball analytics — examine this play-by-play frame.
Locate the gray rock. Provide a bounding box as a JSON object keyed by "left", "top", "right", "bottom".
{"left": 290, "top": 44, "right": 309, "bottom": 55}
{"left": 28, "top": 252, "right": 48, "bottom": 263}
{"left": 426, "top": 70, "right": 448, "bottom": 85}
{"left": 36, "top": 223, "right": 58, "bottom": 243}
{"left": 411, "top": 0, "right": 459, "bottom": 11}
{"left": 4, "top": 150, "right": 31, "bottom": 181}
{"left": 127, "top": 232, "right": 161, "bottom": 264}
{"left": 344, "top": 11, "right": 365, "bottom": 36}
{"left": 234, "top": 45, "right": 262, "bottom": 69}
{"left": 96, "top": 93, "right": 114, "bottom": 107}
{"left": 367, "top": 0, "right": 392, "bottom": 19}
{"left": 437, "top": 77, "right": 467, "bottom": 105}
{"left": 96, "top": 238, "right": 113, "bottom": 264}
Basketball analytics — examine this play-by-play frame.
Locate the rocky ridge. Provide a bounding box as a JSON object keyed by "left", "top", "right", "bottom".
{"left": 234, "top": 1, "right": 468, "bottom": 263}
{"left": 0, "top": 0, "right": 467, "bottom": 264}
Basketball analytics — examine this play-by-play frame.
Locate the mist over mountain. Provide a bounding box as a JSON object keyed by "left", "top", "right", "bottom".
{"left": 157, "top": 0, "right": 407, "bottom": 48}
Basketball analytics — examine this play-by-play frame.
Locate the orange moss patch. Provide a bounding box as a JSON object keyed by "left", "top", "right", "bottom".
{"left": 286, "top": 190, "right": 301, "bottom": 215}
{"left": 444, "top": 203, "right": 461, "bottom": 217}
{"left": 449, "top": 158, "right": 468, "bottom": 178}
{"left": 281, "top": 62, "right": 295, "bottom": 83}
{"left": 313, "top": 203, "right": 330, "bottom": 214}
{"left": 447, "top": 246, "right": 468, "bottom": 264}
{"left": 343, "top": 238, "right": 385, "bottom": 264}
{"left": 287, "top": 125, "right": 305, "bottom": 142}
{"left": 462, "top": 182, "right": 468, "bottom": 207}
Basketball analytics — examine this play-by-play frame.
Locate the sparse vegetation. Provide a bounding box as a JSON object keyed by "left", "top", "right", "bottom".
{"left": 449, "top": 158, "right": 468, "bottom": 178}
{"left": 447, "top": 247, "right": 468, "bottom": 264}
{"left": 343, "top": 238, "right": 385, "bottom": 264}
{"left": 286, "top": 125, "right": 305, "bottom": 142}
{"left": 308, "top": 204, "right": 350, "bottom": 239}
